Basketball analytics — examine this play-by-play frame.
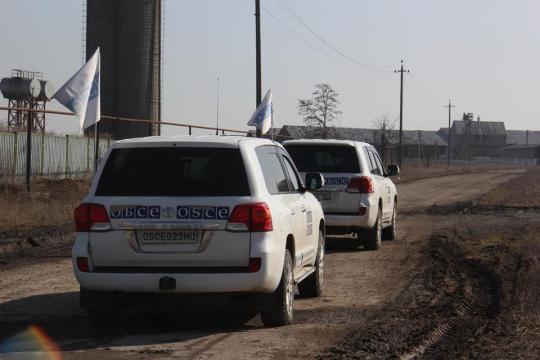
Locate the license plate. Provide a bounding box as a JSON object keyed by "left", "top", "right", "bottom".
{"left": 138, "top": 230, "right": 201, "bottom": 244}
{"left": 314, "top": 192, "right": 331, "bottom": 201}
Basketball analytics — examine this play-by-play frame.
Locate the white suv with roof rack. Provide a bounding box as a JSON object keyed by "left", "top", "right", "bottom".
{"left": 72, "top": 135, "right": 325, "bottom": 326}
{"left": 284, "top": 139, "right": 399, "bottom": 250}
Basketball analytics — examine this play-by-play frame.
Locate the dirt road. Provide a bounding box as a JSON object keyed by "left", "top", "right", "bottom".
{"left": 0, "top": 170, "right": 520, "bottom": 359}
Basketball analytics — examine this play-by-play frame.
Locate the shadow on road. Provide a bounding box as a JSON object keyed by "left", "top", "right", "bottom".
{"left": 0, "top": 291, "right": 260, "bottom": 353}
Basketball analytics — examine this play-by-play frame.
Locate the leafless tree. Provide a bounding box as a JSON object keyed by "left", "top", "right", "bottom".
{"left": 298, "top": 83, "right": 341, "bottom": 139}
{"left": 372, "top": 113, "right": 397, "bottom": 164}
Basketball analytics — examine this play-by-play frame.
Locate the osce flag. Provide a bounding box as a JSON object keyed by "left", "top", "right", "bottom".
{"left": 247, "top": 89, "right": 272, "bottom": 135}
{"left": 54, "top": 48, "right": 100, "bottom": 131}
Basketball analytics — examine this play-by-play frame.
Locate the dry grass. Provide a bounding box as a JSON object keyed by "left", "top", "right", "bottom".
{"left": 478, "top": 166, "right": 540, "bottom": 207}
{"left": 394, "top": 163, "right": 520, "bottom": 183}
{"left": 0, "top": 178, "right": 91, "bottom": 230}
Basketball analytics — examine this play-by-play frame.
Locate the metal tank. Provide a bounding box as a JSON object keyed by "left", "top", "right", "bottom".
{"left": 0, "top": 78, "right": 41, "bottom": 100}
{"left": 86, "top": 0, "right": 161, "bottom": 139}
{"left": 38, "top": 80, "right": 55, "bottom": 101}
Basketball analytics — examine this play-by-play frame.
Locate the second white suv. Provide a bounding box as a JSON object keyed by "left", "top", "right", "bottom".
{"left": 284, "top": 139, "right": 399, "bottom": 250}
{"left": 72, "top": 136, "right": 325, "bottom": 326}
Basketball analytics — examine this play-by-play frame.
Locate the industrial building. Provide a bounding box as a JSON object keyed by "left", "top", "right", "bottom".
{"left": 449, "top": 114, "right": 507, "bottom": 159}
{"left": 85, "top": 0, "right": 162, "bottom": 139}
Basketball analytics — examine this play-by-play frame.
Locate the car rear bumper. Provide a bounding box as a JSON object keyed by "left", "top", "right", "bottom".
{"left": 72, "top": 232, "right": 284, "bottom": 294}
{"left": 324, "top": 206, "right": 376, "bottom": 229}
{"left": 74, "top": 268, "right": 275, "bottom": 294}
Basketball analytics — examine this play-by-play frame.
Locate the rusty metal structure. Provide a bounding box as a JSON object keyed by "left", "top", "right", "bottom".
{"left": 85, "top": 0, "right": 162, "bottom": 139}
{"left": 0, "top": 70, "right": 54, "bottom": 132}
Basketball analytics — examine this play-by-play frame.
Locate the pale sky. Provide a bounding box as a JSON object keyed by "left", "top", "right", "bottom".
{"left": 0, "top": 0, "right": 539, "bottom": 136}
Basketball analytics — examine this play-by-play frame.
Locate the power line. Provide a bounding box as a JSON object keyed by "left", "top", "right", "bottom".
{"left": 262, "top": 7, "right": 388, "bottom": 74}
{"left": 409, "top": 73, "right": 440, "bottom": 106}
{"left": 274, "top": 0, "right": 392, "bottom": 73}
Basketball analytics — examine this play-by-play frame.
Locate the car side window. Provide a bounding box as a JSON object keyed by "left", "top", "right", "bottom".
{"left": 370, "top": 150, "right": 384, "bottom": 176}
{"left": 256, "top": 146, "right": 290, "bottom": 194}
{"left": 363, "top": 147, "right": 379, "bottom": 175}
{"left": 372, "top": 151, "right": 385, "bottom": 175}
{"left": 282, "top": 156, "right": 301, "bottom": 192}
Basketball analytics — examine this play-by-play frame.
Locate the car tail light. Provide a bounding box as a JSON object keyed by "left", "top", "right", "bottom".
{"left": 77, "top": 257, "right": 90, "bottom": 272}
{"left": 227, "top": 202, "right": 273, "bottom": 232}
{"left": 74, "top": 203, "right": 111, "bottom": 232}
{"left": 346, "top": 176, "right": 374, "bottom": 193}
{"left": 248, "top": 257, "right": 262, "bottom": 273}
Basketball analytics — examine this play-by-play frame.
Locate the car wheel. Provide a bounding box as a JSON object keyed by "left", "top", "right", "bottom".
{"left": 382, "top": 202, "right": 397, "bottom": 241}
{"left": 261, "top": 250, "right": 294, "bottom": 327}
{"left": 364, "top": 208, "right": 382, "bottom": 251}
{"left": 298, "top": 230, "right": 324, "bottom": 298}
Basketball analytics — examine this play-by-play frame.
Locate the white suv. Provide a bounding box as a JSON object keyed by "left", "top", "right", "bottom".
{"left": 72, "top": 136, "right": 325, "bottom": 326}
{"left": 284, "top": 139, "right": 399, "bottom": 250}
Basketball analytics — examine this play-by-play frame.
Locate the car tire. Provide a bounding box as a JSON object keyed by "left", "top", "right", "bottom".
{"left": 298, "top": 230, "right": 324, "bottom": 298}
{"left": 382, "top": 203, "right": 397, "bottom": 241}
{"left": 261, "top": 250, "right": 294, "bottom": 327}
{"left": 364, "top": 208, "right": 382, "bottom": 251}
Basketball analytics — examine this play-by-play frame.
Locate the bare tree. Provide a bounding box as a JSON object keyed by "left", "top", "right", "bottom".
{"left": 298, "top": 83, "right": 341, "bottom": 139}
{"left": 372, "top": 113, "right": 397, "bottom": 164}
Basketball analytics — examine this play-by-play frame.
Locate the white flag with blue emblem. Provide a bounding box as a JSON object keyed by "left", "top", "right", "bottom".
{"left": 54, "top": 48, "right": 100, "bottom": 131}
{"left": 247, "top": 89, "right": 272, "bottom": 134}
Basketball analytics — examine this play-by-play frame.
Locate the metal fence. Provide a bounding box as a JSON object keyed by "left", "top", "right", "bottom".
{"left": 0, "top": 132, "right": 111, "bottom": 179}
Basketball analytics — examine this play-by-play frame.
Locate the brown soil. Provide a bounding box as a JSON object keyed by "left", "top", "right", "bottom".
{"left": 0, "top": 177, "right": 90, "bottom": 230}
{"left": 0, "top": 169, "right": 536, "bottom": 359}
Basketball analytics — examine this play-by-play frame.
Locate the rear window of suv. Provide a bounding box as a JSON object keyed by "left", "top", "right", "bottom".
{"left": 95, "top": 147, "right": 250, "bottom": 196}
{"left": 285, "top": 145, "right": 360, "bottom": 173}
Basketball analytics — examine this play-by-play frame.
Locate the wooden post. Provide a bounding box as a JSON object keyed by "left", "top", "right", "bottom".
{"left": 40, "top": 131, "right": 45, "bottom": 176}
{"left": 65, "top": 134, "right": 70, "bottom": 176}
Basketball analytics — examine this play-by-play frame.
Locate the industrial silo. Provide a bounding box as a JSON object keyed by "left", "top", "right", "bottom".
{"left": 86, "top": 0, "right": 161, "bottom": 139}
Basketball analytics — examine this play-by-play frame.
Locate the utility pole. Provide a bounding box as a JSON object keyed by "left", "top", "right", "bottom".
{"left": 216, "top": 77, "right": 219, "bottom": 135}
{"left": 25, "top": 102, "right": 33, "bottom": 191}
{"left": 444, "top": 100, "right": 455, "bottom": 165}
{"left": 255, "top": 0, "right": 262, "bottom": 138}
{"left": 395, "top": 60, "right": 409, "bottom": 167}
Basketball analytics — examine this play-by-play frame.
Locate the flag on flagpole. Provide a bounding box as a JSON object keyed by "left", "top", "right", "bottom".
{"left": 54, "top": 48, "right": 100, "bottom": 131}
{"left": 247, "top": 89, "right": 272, "bottom": 135}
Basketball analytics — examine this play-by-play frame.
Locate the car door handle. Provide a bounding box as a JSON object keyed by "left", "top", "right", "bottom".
{"left": 290, "top": 209, "right": 296, "bottom": 215}
{"left": 301, "top": 206, "right": 307, "bottom": 213}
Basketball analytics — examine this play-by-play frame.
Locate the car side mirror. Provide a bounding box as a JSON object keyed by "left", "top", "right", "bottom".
{"left": 305, "top": 173, "right": 324, "bottom": 191}
{"left": 387, "top": 164, "right": 400, "bottom": 177}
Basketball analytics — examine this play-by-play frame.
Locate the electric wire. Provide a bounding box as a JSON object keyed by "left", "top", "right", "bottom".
{"left": 273, "top": 0, "right": 392, "bottom": 73}
{"left": 262, "top": 7, "right": 389, "bottom": 74}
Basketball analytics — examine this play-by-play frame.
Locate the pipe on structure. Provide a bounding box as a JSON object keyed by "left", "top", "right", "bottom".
{"left": 86, "top": 0, "right": 161, "bottom": 139}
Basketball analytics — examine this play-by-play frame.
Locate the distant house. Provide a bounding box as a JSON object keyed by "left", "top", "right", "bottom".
{"left": 277, "top": 125, "right": 447, "bottom": 164}
{"left": 247, "top": 127, "right": 283, "bottom": 140}
{"left": 450, "top": 116, "right": 506, "bottom": 159}
{"left": 501, "top": 144, "right": 540, "bottom": 164}
{"left": 506, "top": 130, "right": 540, "bottom": 146}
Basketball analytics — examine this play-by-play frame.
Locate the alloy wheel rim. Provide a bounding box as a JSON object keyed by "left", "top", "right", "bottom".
{"left": 285, "top": 267, "right": 293, "bottom": 317}
{"left": 392, "top": 208, "right": 397, "bottom": 237}
{"left": 318, "top": 243, "right": 324, "bottom": 287}
{"left": 377, "top": 215, "right": 382, "bottom": 243}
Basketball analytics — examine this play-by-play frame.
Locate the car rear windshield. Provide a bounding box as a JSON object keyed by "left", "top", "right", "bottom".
{"left": 95, "top": 147, "right": 250, "bottom": 196}
{"left": 285, "top": 145, "right": 360, "bottom": 173}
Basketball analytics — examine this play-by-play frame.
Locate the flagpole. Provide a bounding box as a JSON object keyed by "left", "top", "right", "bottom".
{"left": 94, "top": 121, "right": 99, "bottom": 172}
{"left": 271, "top": 102, "right": 274, "bottom": 141}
